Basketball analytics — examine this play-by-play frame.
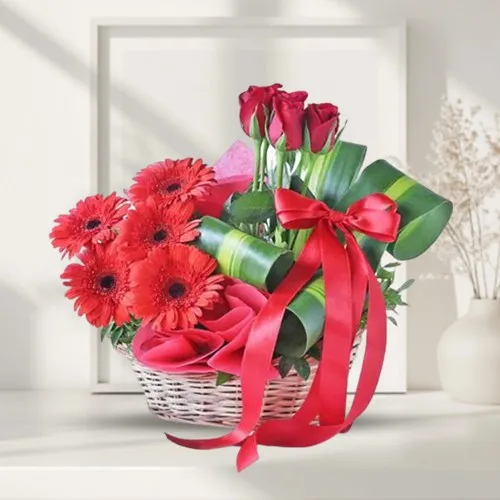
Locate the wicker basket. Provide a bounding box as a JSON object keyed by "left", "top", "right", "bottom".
{"left": 118, "top": 331, "right": 364, "bottom": 428}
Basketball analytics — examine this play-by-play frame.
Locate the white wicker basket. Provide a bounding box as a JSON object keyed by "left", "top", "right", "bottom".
{"left": 118, "top": 331, "right": 364, "bottom": 428}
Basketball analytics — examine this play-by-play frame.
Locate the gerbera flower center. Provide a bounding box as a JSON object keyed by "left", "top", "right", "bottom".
{"left": 153, "top": 229, "right": 168, "bottom": 242}
{"left": 167, "top": 281, "right": 186, "bottom": 299}
{"left": 165, "top": 182, "right": 182, "bottom": 193}
{"left": 99, "top": 274, "right": 116, "bottom": 291}
{"left": 86, "top": 218, "right": 101, "bottom": 230}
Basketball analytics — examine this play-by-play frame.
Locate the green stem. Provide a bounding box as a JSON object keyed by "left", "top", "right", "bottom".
{"left": 299, "top": 151, "right": 314, "bottom": 195}
{"left": 259, "top": 140, "right": 269, "bottom": 190}
{"left": 274, "top": 149, "right": 287, "bottom": 246}
{"left": 289, "top": 151, "right": 314, "bottom": 249}
{"left": 275, "top": 149, "right": 286, "bottom": 190}
{"left": 252, "top": 139, "right": 263, "bottom": 192}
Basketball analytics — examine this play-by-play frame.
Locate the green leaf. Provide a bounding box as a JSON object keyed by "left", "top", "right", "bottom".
{"left": 276, "top": 276, "right": 325, "bottom": 357}
{"left": 307, "top": 345, "right": 321, "bottom": 361}
{"left": 294, "top": 358, "right": 311, "bottom": 381}
{"left": 220, "top": 192, "right": 241, "bottom": 225}
{"left": 110, "top": 326, "right": 124, "bottom": 347}
{"left": 397, "top": 279, "right": 415, "bottom": 293}
{"left": 307, "top": 140, "right": 367, "bottom": 207}
{"left": 196, "top": 216, "right": 294, "bottom": 292}
{"left": 278, "top": 356, "right": 295, "bottom": 379}
{"left": 384, "top": 262, "right": 401, "bottom": 268}
{"left": 377, "top": 268, "right": 395, "bottom": 282}
{"left": 229, "top": 190, "right": 275, "bottom": 224}
{"left": 388, "top": 316, "right": 398, "bottom": 326}
{"left": 290, "top": 174, "right": 314, "bottom": 198}
{"left": 215, "top": 372, "right": 235, "bottom": 386}
{"left": 100, "top": 325, "right": 110, "bottom": 342}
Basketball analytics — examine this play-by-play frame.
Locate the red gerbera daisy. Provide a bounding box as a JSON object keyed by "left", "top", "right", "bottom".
{"left": 127, "top": 158, "right": 215, "bottom": 206}
{"left": 61, "top": 244, "right": 131, "bottom": 327}
{"left": 50, "top": 193, "right": 129, "bottom": 258}
{"left": 115, "top": 198, "right": 200, "bottom": 263}
{"left": 128, "top": 245, "right": 224, "bottom": 331}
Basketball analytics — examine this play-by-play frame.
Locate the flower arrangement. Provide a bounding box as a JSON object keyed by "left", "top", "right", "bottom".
{"left": 424, "top": 97, "right": 500, "bottom": 299}
{"left": 51, "top": 84, "right": 451, "bottom": 470}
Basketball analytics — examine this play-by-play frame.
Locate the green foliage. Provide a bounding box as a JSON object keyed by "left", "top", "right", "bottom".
{"left": 220, "top": 192, "right": 241, "bottom": 224}
{"left": 293, "top": 358, "right": 311, "bottom": 381}
{"left": 196, "top": 216, "right": 294, "bottom": 292}
{"left": 358, "top": 263, "right": 414, "bottom": 330}
{"left": 100, "top": 317, "right": 141, "bottom": 347}
{"left": 215, "top": 372, "right": 235, "bottom": 386}
{"left": 278, "top": 355, "right": 312, "bottom": 381}
{"left": 276, "top": 263, "right": 414, "bottom": 378}
{"left": 307, "top": 344, "right": 322, "bottom": 361}
{"left": 227, "top": 190, "right": 275, "bottom": 225}
{"left": 397, "top": 279, "right": 416, "bottom": 293}
{"left": 289, "top": 174, "right": 314, "bottom": 198}
{"left": 278, "top": 356, "right": 295, "bottom": 378}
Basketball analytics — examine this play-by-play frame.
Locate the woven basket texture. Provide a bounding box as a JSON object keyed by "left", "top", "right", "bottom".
{"left": 117, "top": 331, "right": 364, "bottom": 428}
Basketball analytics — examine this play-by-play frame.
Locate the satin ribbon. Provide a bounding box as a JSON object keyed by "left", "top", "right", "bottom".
{"left": 167, "top": 189, "right": 400, "bottom": 471}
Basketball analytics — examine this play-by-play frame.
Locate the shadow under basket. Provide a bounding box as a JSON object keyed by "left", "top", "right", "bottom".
{"left": 117, "top": 331, "right": 363, "bottom": 428}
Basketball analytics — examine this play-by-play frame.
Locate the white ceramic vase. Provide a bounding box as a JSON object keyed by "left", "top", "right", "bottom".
{"left": 437, "top": 299, "right": 500, "bottom": 404}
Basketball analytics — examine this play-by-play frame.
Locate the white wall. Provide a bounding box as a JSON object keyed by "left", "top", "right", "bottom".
{"left": 1, "top": 0, "right": 498, "bottom": 389}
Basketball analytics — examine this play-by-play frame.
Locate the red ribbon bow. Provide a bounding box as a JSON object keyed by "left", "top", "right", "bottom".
{"left": 167, "top": 189, "right": 400, "bottom": 471}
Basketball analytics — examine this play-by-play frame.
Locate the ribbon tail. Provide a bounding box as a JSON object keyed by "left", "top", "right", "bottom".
{"left": 255, "top": 235, "right": 387, "bottom": 448}
{"left": 237, "top": 434, "right": 259, "bottom": 472}
{"left": 318, "top": 221, "right": 353, "bottom": 426}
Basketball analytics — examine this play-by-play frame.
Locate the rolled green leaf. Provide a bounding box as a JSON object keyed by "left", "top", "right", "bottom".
{"left": 228, "top": 190, "right": 275, "bottom": 224}
{"left": 197, "top": 216, "right": 323, "bottom": 357}
{"left": 196, "top": 216, "right": 293, "bottom": 292}
{"left": 276, "top": 276, "right": 326, "bottom": 357}
{"left": 338, "top": 159, "right": 453, "bottom": 265}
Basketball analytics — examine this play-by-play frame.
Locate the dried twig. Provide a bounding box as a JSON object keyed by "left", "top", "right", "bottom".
{"left": 423, "top": 98, "right": 500, "bottom": 299}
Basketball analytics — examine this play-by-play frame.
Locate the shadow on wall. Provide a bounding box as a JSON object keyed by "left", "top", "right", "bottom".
{"left": 337, "top": 0, "right": 500, "bottom": 109}
{"left": 0, "top": 283, "right": 35, "bottom": 389}
{"left": 0, "top": 0, "right": 211, "bottom": 181}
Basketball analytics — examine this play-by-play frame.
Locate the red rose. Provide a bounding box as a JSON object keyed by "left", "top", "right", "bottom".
{"left": 304, "top": 103, "right": 340, "bottom": 153}
{"left": 267, "top": 90, "right": 308, "bottom": 151}
{"left": 201, "top": 281, "right": 278, "bottom": 378}
{"left": 239, "top": 84, "right": 282, "bottom": 140}
{"left": 194, "top": 175, "right": 252, "bottom": 218}
{"left": 132, "top": 324, "right": 224, "bottom": 373}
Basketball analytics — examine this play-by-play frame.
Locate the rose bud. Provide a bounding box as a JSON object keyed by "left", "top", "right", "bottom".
{"left": 267, "top": 90, "right": 308, "bottom": 151}
{"left": 239, "top": 84, "right": 282, "bottom": 140}
{"left": 304, "top": 103, "right": 340, "bottom": 154}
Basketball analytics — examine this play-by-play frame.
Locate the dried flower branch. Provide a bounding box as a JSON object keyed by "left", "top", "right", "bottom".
{"left": 423, "top": 97, "right": 500, "bottom": 299}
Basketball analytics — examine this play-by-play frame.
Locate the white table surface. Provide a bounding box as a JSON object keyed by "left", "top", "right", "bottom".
{"left": 0, "top": 391, "right": 499, "bottom": 500}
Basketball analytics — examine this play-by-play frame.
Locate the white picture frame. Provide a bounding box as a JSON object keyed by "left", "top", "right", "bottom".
{"left": 90, "top": 17, "right": 407, "bottom": 393}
